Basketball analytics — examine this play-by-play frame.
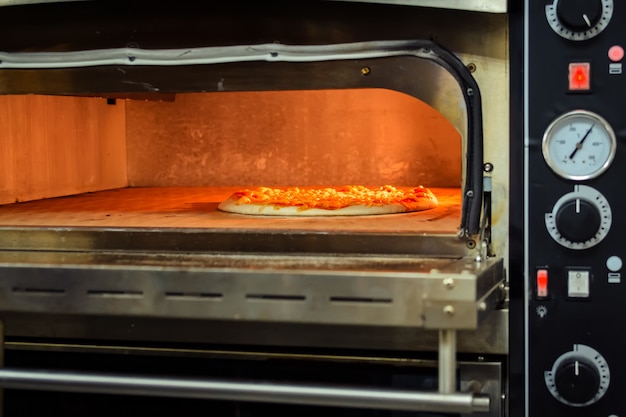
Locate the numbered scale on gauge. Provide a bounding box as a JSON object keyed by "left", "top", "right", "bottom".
{"left": 542, "top": 110, "right": 616, "bottom": 181}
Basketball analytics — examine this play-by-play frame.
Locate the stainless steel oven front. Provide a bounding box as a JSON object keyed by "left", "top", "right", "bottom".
{"left": 0, "top": 1, "right": 512, "bottom": 416}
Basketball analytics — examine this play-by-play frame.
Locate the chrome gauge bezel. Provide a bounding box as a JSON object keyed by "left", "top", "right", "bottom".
{"left": 542, "top": 110, "right": 616, "bottom": 181}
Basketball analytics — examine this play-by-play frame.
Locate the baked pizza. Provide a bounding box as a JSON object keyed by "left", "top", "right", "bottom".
{"left": 218, "top": 185, "right": 438, "bottom": 216}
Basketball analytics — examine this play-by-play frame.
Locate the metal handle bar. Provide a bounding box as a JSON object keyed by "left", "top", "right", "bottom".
{"left": 0, "top": 368, "right": 489, "bottom": 414}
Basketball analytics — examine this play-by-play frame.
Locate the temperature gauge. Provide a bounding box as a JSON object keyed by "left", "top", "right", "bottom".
{"left": 542, "top": 110, "right": 616, "bottom": 181}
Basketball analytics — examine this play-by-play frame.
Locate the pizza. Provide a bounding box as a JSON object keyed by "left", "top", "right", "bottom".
{"left": 217, "top": 185, "right": 438, "bottom": 216}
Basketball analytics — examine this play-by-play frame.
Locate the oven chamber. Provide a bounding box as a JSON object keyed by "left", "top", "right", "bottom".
{"left": 0, "top": 1, "right": 509, "bottom": 416}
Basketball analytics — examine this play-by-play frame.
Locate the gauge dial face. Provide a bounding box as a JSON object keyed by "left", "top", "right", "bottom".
{"left": 542, "top": 110, "right": 616, "bottom": 180}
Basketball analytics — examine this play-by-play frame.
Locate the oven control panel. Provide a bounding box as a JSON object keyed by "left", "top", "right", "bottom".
{"left": 523, "top": 0, "right": 626, "bottom": 415}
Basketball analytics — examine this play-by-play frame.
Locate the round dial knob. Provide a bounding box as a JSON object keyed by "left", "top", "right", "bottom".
{"left": 557, "top": 0, "right": 603, "bottom": 31}
{"left": 545, "top": 344, "right": 610, "bottom": 407}
{"left": 555, "top": 199, "right": 601, "bottom": 243}
{"left": 545, "top": 0, "right": 613, "bottom": 41}
{"left": 545, "top": 185, "right": 611, "bottom": 250}
{"left": 554, "top": 358, "right": 600, "bottom": 404}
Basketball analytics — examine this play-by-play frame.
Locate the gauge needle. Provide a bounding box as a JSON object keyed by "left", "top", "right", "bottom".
{"left": 569, "top": 123, "right": 595, "bottom": 159}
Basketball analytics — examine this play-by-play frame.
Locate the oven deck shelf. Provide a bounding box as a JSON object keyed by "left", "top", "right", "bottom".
{"left": 0, "top": 186, "right": 466, "bottom": 256}
{"left": 0, "top": 186, "right": 461, "bottom": 233}
{"left": 0, "top": 186, "right": 503, "bottom": 339}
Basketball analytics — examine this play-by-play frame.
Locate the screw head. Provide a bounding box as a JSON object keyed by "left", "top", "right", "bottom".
{"left": 443, "top": 278, "right": 455, "bottom": 289}
{"left": 443, "top": 305, "right": 456, "bottom": 316}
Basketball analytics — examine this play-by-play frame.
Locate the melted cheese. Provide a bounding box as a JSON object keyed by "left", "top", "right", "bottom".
{"left": 231, "top": 185, "right": 437, "bottom": 211}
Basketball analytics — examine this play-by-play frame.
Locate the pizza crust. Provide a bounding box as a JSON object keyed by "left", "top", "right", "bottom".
{"left": 218, "top": 198, "right": 408, "bottom": 216}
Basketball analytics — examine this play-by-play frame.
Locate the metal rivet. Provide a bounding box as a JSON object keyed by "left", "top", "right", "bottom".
{"left": 466, "top": 190, "right": 474, "bottom": 197}
{"left": 443, "top": 278, "right": 455, "bottom": 289}
{"left": 467, "top": 88, "right": 474, "bottom": 96}
{"left": 479, "top": 302, "right": 487, "bottom": 311}
{"left": 466, "top": 62, "right": 477, "bottom": 73}
{"left": 128, "top": 56, "right": 136, "bottom": 62}
{"left": 361, "top": 66, "right": 371, "bottom": 76}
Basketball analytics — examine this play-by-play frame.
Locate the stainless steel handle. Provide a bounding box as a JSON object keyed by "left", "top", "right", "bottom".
{"left": 0, "top": 368, "right": 489, "bottom": 414}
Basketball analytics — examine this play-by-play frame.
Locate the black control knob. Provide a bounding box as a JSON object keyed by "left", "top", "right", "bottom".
{"left": 544, "top": 344, "right": 610, "bottom": 407}
{"left": 545, "top": 0, "right": 613, "bottom": 41}
{"left": 545, "top": 185, "right": 611, "bottom": 250}
{"left": 554, "top": 357, "right": 601, "bottom": 405}
{"left": 555, "top": 198, "right": 601, "bottom": 243}
{"left": 556, "top": 0, "right": 603, "bottom": 31}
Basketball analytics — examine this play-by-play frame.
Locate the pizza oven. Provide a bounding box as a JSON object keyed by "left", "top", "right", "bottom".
{"left": 0, "top": 1, "right": 510, "bottom": 416}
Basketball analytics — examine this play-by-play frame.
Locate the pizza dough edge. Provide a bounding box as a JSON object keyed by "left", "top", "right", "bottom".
{"left": 217, "top": 197, "right": 409, "bottom": 216}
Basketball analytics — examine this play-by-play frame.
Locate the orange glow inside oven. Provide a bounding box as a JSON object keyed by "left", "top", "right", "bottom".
{"left": 124, "top": 89, "right": 462, "bottom": 189}
{"left": 0, "top": 90, "right": 462, "bottom": 233}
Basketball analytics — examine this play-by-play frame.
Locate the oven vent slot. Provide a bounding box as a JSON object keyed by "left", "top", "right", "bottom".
{"left": 246, "top": 294, "right": 306, "bottom": 302}
{"left": 164, "top": 292, "right": 223, "bottom": 301}
{"left": 12, "top": 287, "right": 66, "bottom": 296}
{"left": 329, "top": 296, "right": 393, "bottom": 304}
{"left": 86, "top": 290, "right": 143, "bottom": 299}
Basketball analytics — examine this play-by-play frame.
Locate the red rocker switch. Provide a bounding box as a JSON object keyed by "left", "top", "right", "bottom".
{"left": 537, "top": 269, "right": 549, "bottom": 298}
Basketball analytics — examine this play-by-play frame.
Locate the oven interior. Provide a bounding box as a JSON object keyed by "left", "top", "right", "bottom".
{"left": 0, "top": 1, "right": 509, "bottom": 416}
{"left": 1, "top": 90, "right": 463, "bottom": 233}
